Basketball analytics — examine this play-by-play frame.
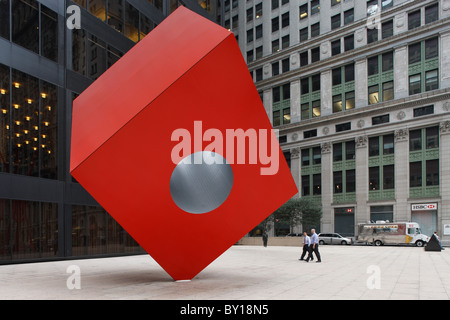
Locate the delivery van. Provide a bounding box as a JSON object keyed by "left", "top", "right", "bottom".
{"left": 356, "top": 221, "right": 429, "bottom": 247}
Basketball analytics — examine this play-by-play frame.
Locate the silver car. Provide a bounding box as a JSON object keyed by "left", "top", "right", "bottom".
{"left": 318, "top": 233, "right": 352, "bottom": 245}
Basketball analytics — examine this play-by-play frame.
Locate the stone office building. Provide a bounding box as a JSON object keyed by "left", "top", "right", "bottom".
{"left": 226, "top": 0, "right": 450, "bottom": 239}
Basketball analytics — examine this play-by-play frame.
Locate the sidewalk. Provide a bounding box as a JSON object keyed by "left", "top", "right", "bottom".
{"left": 1, "top": 245, "right": 449, "bottom": 300}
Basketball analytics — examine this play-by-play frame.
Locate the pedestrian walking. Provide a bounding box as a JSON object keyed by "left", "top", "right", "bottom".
{"left": 306, "top": 229, "right": 321, "bottom": 263}
{"left": 299, "top": 231, "right": 311, "bottom": 261}
{"left": 262, "top": 232, "right": 268, "bottom": 247}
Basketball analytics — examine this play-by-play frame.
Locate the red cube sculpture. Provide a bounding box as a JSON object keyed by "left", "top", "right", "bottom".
{"left": 70, "top": 7, "right": 297, "bottom": 281}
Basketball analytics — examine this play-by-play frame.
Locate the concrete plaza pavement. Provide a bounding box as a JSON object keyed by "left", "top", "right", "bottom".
{"left": 1, "top": 244, "right": 450, "bottom": 300}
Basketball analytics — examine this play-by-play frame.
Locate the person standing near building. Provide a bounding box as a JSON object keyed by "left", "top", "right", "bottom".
{"left": 262, "top": 232, "right": 268, "bottom": 247}
{"left": 306, "top": 229, "right": 321, "bottom": 263}
{"left": 299, "top": 231, "right": 311, "bottom": 261}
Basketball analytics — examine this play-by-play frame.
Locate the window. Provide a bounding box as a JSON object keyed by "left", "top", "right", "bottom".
{"left": 312, "top": 147, "right": 321, "bottom": 165}
{"left": 383, "top": 165, "right": 394, "bottom": 190}
{"left": 302, "top": 149, "right": 310, "bottom": 166}
{"left": 282, "top": 12, "right": 289, "bottom": 28}
{"left": 272, "top": 0, "right": 279, "bottom": 10}
{"left": 369, "top": 137, "right": 379, "bottom": 157}
{"left": 332, "top": 39, "right": 341, "bottom": 56}
{"left": 382, "top": 52, "right": 394, "bottom": 72}
{"left": 426, "top": 160, "right": 439, "bottom": 186}
{"left": 300, "top": 27, "right": 308, "bottom": 42}
{"left": 272, "top": 17, "right": 279, "bottom": 32}
{"left": 256, "top": 25, "right": 263, "bottom": 39}
{"left": 345, "top": 91, "right": 355, "bottom": 110}
{"left": 336, "top": 122, "right": 351, "bottom": 132}
{"left": 312, "top": 74, "right": 321, "bottom": 91}
{"left": 255, "top": 3, "right": 263, "bottom": 18}
{"left": 383, "top": 134, "right": 394, "bottom": 155}
{"left": 367, "top": 28, "right": 378, "bottom": 44}
{"left": 247, "top": 29, "right": 253, "bottom": 43}
{"left": 282, "top": 35, "right": 290, "bottom": 49}
{"left": 300, "top": 4, "right": 308, "bottom": 19}
{"left": 408, "top": 10, "right": 421, "bottom": 30}
{"left": 255, "top": 68, "right": 263, "bottom": 82}
{"left": 367, "top": 0, "right": 378, "bottom": 16}
{"left": 301, "top": 78, "right": 309, "bottom": 95}
{"left": 311, "top": 0, "right": 320, "bottom": 15}
{"left": 272, "top": 84, "right": 291, "bottom": 126}
{"left": 282, "top": 58, "right": 290, "bottom": 72}
{"left": 425, "top": 4, "right": 439, "bottom": 24}
{"left": 304, "top": 129, "right": 317, "bottom": 139}
{"left": 409, "top": 43, "right": 421, "bottom": 65}
{"left": 334, "top": 143, "right": 343, "bottom": 162}
{"left": 256, "top": 46, "right": 263, "bottom": 59}
{"left": 331, "top": 0, "right": 341, "bottom": 6}
{"left": 382, "top": 0, "right": 393, "bottom": 11}
{"left": 346, "top": 170, "right": 356, "bottom": 193}
{"left": 372, "top": 114, "right": 389, "bottom": 126}
{"left": 0, "top": 0, "right": 9, "bottom": 40}
{"left": 247, "top": 8, "right": 253, "bottom": 22}
{"left": 331, "top": 14, "right": 341, "bottom": 30}
{"left": 344, "top": 35, "right": 354, "bottom": 52}
{"left": 368, "top": 56, "right": 379, "bottom": 76}
{"left": 426, "top": 127, "right": 439, "bottom": 149}
{"left": 414, "top": 105, "right": 434, "bottom": 118}
{"left": 334, "top": 171, "right": 343, "bottom": 194}
{"left": 409, "top": 74, "right": 421, "bottom": 95}
{"left": 346, "top": 141, "right": 356, "bottom": 160}
{"left": 369, "top": 167, "right": 380, "bottom": 191}
{"left": 409, "top": 129, "right": 422, "bottom": 151}
{"left": 332, "top": 68, "right": 342, "bottom": 86}
{"left": 345, "top": 64, "right": 355, "bottom": 82}
{"left": 300, "top": 51, "right": 308, "bottom": 67}
{"left": 311, "top": 22, "right": 320, "bottom": 37}
{"left": 11, "top": 0, "right": 59, "bottom": 62}
{"left": 272, "top": 62, "right": 279, "bottom": 76}
{"left": 425, "top": 70, "right": 438, "bottom": 91}
{"left": 425, "top": 38, "right": 438, "bottom": 60}
{"left": 272, "top": 39, "right": 280, "bottom": 53}
{"left": 382, "top": 20, "right": 393, "bottom": 39}
{"left": 273, "top": 110, "right": 281, "bottom": 127}
{"left": 410, "top": 162, "right": 422, "bottom": 188}
{"left": 344, "top": 9, "right": 354, "bottom": 25}
{"left": 382, "top": 81, "right": 394, "bottom": 102}
{"left": 311, "top": 47, "right": 320, "bottom": 63}
{"left": 368, "top": 85, "right": 379, "bottom": 104}
{"left": 333, "top": 95, "right": 343, "bottom": 113}
{"left": 313, "top": 174, "right": 321, "bottom": 195}
{"left": 302, "top": 175, "right": 310, "bottom": 196}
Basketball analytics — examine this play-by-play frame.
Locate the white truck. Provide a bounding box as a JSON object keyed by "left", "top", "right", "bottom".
{"left": 356, "top": 221, "right": 430, "bottom": 247}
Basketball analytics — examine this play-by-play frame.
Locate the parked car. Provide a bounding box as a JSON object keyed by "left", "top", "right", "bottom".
{"left": 285, "top": 233, "right": 302, "bottom": 237}
{"left": 318, "top": 233, "right": 352, "bottom": 245}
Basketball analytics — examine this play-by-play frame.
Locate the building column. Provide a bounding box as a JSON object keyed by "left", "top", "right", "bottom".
{"left": 321, "top": 142, "right": 333, "bottom": 233}
{"left": 263, "top": 88, "right": 272, "bottom": 123}
{"left": 440, "top": 121, "right": 450, "bottom": 241}
{"left": 440, "top": 30, "right": 450, "bottom": 90}
{"left": 320, "top": 70, "right": 332, "bottom": 117}
{"left": 394, "top": 45, "right": 409, "bottom": 99}
{"left": 290, "top": 147, "right": 301, "bottom": 198}
{"left": 290, "top": 79, "right": 301, "bottom": 123}
{"left": 355, "top": 58, "right": 368, "bottom": 108}
{"left": 394, "top": 128, "right": 409, "bottom": 222}
{"left": 355, "top": 135, "right": 369, "bottom": 226}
